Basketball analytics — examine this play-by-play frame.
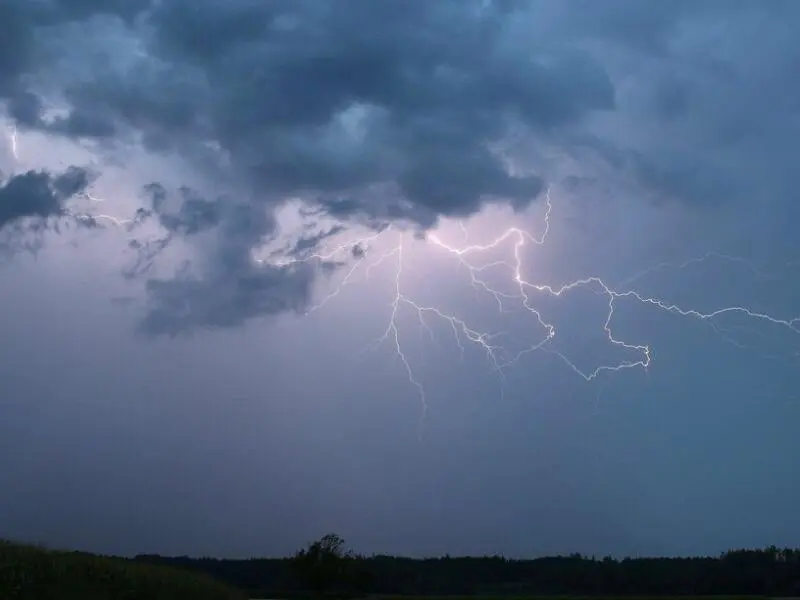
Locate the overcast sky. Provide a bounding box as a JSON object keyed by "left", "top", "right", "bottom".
{"left": 1, "top": 0, "right": 800, "bottom": 560}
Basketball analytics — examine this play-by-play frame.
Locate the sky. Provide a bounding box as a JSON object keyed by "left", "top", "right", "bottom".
{"left": 1, "top": 0, "right": 800, "bottom": 560}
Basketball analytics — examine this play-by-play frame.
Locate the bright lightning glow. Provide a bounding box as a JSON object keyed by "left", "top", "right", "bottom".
{"left": 72, "top": 212, "right": 136, "bottom": 226}
{"left": 9, "top": 125, "right": 18, "bottom": 161}
{"left": 2, "top": 127, "right": 134, "bottom": 228}
{"left": 68, "top": 192, "right": 138, "bottom": 227}
{"left": 266, "top": 187, "right": 800, "bottom": 432}
{"left": 81, "top": 191, "right": 106, "bottom": 203}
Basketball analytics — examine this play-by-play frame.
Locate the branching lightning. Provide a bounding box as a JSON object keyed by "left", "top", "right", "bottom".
{"left": 4, "top": 112, "right": 795, "bottom": 433}
{"left": 266, "top": 187, "right": 800, "bottom": 431}
{"left": 3, "top": 127, "right": 135, "bottom": 229}
{"left": 69, "top": 192, "right": 138, "bottom": 228}
{"left": 8, "top": 115, "right": 794, "bottom": 429}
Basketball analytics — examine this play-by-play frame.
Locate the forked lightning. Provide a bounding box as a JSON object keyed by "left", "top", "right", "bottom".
{"left": 274, "top": 187, "right": 800, "bottom": 424}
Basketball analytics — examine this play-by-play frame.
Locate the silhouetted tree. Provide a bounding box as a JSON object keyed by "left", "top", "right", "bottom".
{"left": 292, "top": 534, "right": 351, "bottom": 596}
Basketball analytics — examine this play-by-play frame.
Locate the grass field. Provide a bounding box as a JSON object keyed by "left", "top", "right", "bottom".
{"left": 0, "top": 539, "right": 246, "bottom": 600}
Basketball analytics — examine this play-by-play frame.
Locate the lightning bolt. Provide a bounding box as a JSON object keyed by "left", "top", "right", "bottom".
{"left": 80, "top": 191, "right": 107, "bottom": 203}
{"left": 67, "top": 191, "right": 140, "bottom": 228}
{"left": 259, "top": 187, "right": 800, "bottom": 436}
{"left": 8, "top": 125, "right": 18, "bottom": 161}
{"left": 1, "top": 123, "right": 134, "bottom": 227}
{"left": 426, "top": 189, "right": 799, "bottom": 379}
{"left": 1, "top": 130, "right": 135, "bottom": 229}
{"left": 6, "top": 117, "right": 795, "bottom": 434}
{"left": 73, "top": 213, "right": 136, "bottom": 226}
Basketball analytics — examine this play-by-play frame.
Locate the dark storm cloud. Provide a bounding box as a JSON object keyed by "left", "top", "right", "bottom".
{"left": 6, "top": 91, "right": 44, "bottom": 128}
{"left": 139, "top": 260, "right": 318, "bottom": 336}
{"left": 0, "top": 0, "right": 152, "bottom": 95}
{"left": 123, "top": 183, "right": 331, "bottom": 334}
{"left": 3, "top": 3, "right": 800, "bottom": 564}
{"left": 570, "top": 1, "right": 800, "bottom": 211}
{"left": 0, "top": 4, "right": 34, "bottom": 94}
{"left": 4, "top": 0, "right": 799, "bottom": 333}
{"left": 0, "top": 167, "right": 91, "bottom": 228}
{"left": 135, "top": 212, "right": 324, "bottom": 337}
{"left": 7, "top": 0, "right": 613, "bottom": 333}
{"left": 287, "top": 225, "right": 347, "bottom": 258}
{"left": 44, "top": 0, "right": 611, "bottom": 223}
{"left": 142, "top": 183, "right": 222, "bottom": 237}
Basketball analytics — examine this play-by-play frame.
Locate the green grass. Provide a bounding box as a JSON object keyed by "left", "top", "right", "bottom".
{"left": 0, "top": 539, "right": 246, "bottom": 600}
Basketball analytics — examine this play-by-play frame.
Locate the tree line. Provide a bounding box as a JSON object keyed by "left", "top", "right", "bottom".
{"left": 134, "top": 534, "right": 800, "bottom": 598}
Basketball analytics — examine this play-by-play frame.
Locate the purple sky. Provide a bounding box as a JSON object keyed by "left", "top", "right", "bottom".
{"left": 1, "top": 0, "right": 800, "bottom": 559}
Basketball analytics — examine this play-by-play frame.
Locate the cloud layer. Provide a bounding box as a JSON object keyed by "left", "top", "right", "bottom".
{"left": 2, "top": 0, "right": 799, "bottom": 332}
{"left": 0, "top": 167, "right": 91, "bottom": 228}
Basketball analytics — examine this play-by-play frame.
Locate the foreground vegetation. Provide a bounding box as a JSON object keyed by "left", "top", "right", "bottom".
{"left": 5, "top": 533, "right": 800, "bottom": 598}
{"left": 0, "top": 539, "right": 245, "bottom": 600}
{"left": 139, "top": 534, "right": 800, "bottom": 598}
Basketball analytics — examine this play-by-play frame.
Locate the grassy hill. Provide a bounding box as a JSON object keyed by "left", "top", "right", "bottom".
{"left": 0, "top": 539, "right": 246, "bottom": 600}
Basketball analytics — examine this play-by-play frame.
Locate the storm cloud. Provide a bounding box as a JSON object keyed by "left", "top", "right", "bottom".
{"left": 2, "top": 0, "right": 800, "bottom": 332}
{"left": 2, "top": 0, "right": 800, "bottom": 561}
{"left": 0, "top": 167, "right": 91, "bottom": 228}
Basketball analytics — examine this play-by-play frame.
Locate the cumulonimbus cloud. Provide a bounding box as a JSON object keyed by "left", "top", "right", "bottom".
{"left": 2, "top": 0, "right": 799, "bottom": 333}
